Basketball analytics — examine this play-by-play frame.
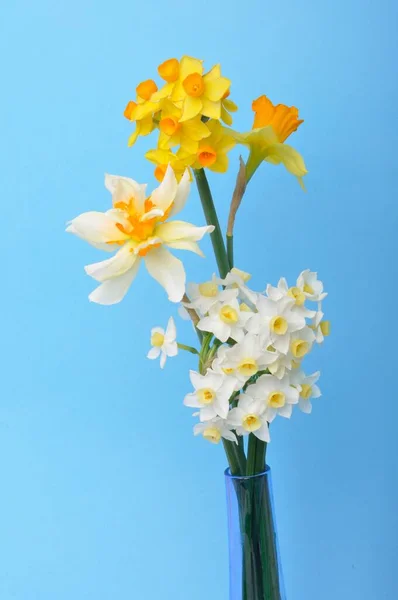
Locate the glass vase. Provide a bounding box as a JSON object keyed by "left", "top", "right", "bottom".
{"left": 225, "top": 466, "right": 286, "bottom": 600}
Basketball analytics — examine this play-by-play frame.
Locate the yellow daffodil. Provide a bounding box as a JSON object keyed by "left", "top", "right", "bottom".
{"left": 252, "top": 95, "right": 303, "bottom": 141}
{"left": 234, "top": 95, "right": 307, "bottom": 188}
{"left": 169, "top": 56, "right": 231, "bottom": 122}
{"left": 124, "top": 78, "right": 165, "bottom": 147}
{"left": 192, "top": 120, "right": 236, "bottom": 173}
{"left": 145, "top": 148, "right": 194, "bottom": 182}
{"left": 150, "top": 57, "right": 181, "bottom": 103}
{"left": 124, "top": 100, "right": 157, "bottom": 147}
{"left": 67, "top": 166, "right": 214, "bottom": 305}
{"left": 157, "top": 100, "right": 211, "bottom": 154}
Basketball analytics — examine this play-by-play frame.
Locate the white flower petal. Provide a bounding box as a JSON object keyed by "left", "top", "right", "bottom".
{"left": 68, "top": 211, "right": 129, "bottom": 245}
{"left": 105, "top": 174, "right": 146, "bottom": 211}
{"left": 144, "top": 246, "right": 186, "bottom": 303}
{"left": 278, "top": 404, "right": 293, "bottom": 419}
{"left": 84, "top": 242, "right": 137, "bottom": 282}
{"left": 226, "top": 407, "right": 242, "bottom": 427}
{"left": 184, "top": 393, "right": 201, "bottom": 408}
{"left": 254, "top": 422, "right": 270, "bottom": 442}
{"left": 156, "top": 221, "right": 214, "bottom": 243}
{"left": 299, "top": 398, "right": 312, "bottom": 414}
{"left": 213, "top": 396, "right": 229, "bottom": 419}
{"left": 200, "top": 405, "right": 218, "bottom": 422}
{"left": 147, "top": 347, "right": 161, "bottom": 359}
{"left": 169, "top": 169, "right": 191, "bottom": 217}
{"left": 88, "top": 261, "right": 140, "bottom": 305}
{"left": 222, "top": 429, "right": 238, "bottom": 444}
{"left": 140, "top": 208, "right": 164, "bottom": 221}
{"left": 165, "top": 341, "right": 178, "bottom": 357}
{"left": 189, "top": 370, "right": 204, "bottom": 390}
{"left": 150, "top": 164, "right": 178, "bottom": 212}
{"left": 166, "top": 240, "right": 205, "bottom": 257}
{"left": 160, "top": 352, "right": 167, "bottom": 369}
{"left": 165, "top": 316, "right": 177, "bottom": 341}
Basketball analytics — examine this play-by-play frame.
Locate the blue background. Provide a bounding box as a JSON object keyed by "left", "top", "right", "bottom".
{"left": 0, "top": 0, "right": 397, "bottom": 598}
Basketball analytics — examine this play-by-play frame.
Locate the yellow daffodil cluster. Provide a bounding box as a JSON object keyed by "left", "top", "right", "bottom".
{"left": 124, "top": 55, "right": 307, "bottom": 188}
{"left": 124, "top": 56, "right": 237, "bottom": 181}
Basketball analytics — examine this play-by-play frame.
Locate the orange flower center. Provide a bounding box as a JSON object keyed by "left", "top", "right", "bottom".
{"left": 124, "top": 100, "right": 137, "bottom": 121}
{"left": 159, "top": 116, "right": 181, "bottom": 136}
{"left": 113, "top": 197, "right": 170, "bottom": 243}
{"left": 158, "top": 58, "right": 179, "bottom": 83}
{"left": 183, "top": 73, "right": 205, "bottom": 97}
{"left": 251, "top": 95, "right": 304, "bottom": 143}
{"left": 197, "top": 145, "right": 217, "bottom": 167}
{"left": 136, "top": 79, "right": 158, "bottom": 101}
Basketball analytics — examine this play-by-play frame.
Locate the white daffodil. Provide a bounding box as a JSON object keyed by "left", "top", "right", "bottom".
{"left": 290, "top": 370, "right": 321, "bottom": 414}
{"left": 67, "top": 166, "right": 214, "bottom": 305}
{"left": 221, "top": 334, "right": 277, "bottom": 385}
{"left": 227, "top": 393, "right": 270, "bottom": 441}
{"left": 266, "top": 350, "right": 293, "bottom": 380}
{"left": 266, "top": 277, "right": 316, "bottom": 319}
{"left": 310, "top": 306, "right": 330, "bottom": 344}
{"left": 216, "top": 267, "right": 258, "bottom": 305}
{"left": 197, "top": 297, "right": 251, "bottom": 343}
{"left": 194, "top": 417, "right": 238, "bottom": 445}
{"left": 249, "top": 373, "right": 299, "bottom": 421}
{"left": 184, "top": 369, "right": 237, "bottom": 421}
{"left": 296, "top": 270, "right": 327, "bottom": 302}
{"left": 288, "top": 326, "right": 316, "bottom": 363}
{"left": 211, "top": 345, "right": 241, "bottom": 391}
{"left": 184, "top": 276, "right": 238, "bottom": 315}
{"left": 147, "top": 317, "right": 177, "bottom": 368}
{"left": 247, "top": 296, "right": 305, "bottom": 354}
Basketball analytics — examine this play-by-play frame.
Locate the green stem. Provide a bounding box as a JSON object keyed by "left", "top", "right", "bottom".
{"left": 193, "top": 168, "right": 230, "bottom": 277}
{"left": 223, "top": 439, "right": 246, "bottom": 476}
{"left": 177, "top": 343, "right": 199, "bottom": 355}
{"left": 226, "top": 233, "right": 234, "bottom": 269}
{"left": 246, "top": 434, "right": 258, "bottom": 476}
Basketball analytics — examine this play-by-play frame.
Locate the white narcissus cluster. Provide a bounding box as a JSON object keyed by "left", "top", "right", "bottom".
{"left": 178, "top": 268, "right": 329, "bottom": 445}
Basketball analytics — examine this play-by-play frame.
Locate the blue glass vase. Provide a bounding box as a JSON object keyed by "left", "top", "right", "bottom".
{"left": 225, "top": 467, "right": 286, "bottom": 600}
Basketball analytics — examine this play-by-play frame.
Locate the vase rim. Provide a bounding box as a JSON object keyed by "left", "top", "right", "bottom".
{"left": 224, "top": 466, "right": 271, "bottom": 480}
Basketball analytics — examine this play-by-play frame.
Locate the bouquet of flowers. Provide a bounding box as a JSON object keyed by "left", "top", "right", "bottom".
{"left": 67, "top": 55, "right": 329, "bottom": 600}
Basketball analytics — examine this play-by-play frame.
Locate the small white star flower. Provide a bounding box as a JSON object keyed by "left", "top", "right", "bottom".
{"left": 247, "top": 296, "right": 306, "bottom": 354}
{"left": 184, "top": 369, "right": 237, "bottom": 420}
{"left": 221, "top": 334, "right": 277, "bottom": 385}
{"left": 249, "top": 373, "right": 299, "bottom": 421}
{"left": 310, "top": 306, "right": 330, "bottom": 344}
{"left": 216, "top": 267, "right": 258, "bottom": 305}
{"left": 290, "top": 370, "right": 321, "bottom": 414}
{"left": 147, "top": 316, "right": 177, "bottom": 369}
{"left": 288, "top": 326, "right": 316, "bottom": 363}
{"left": 184, "top": 276, "right": 238, "bottom": 315}
{"left": 296, "top": 270, "right": 327, "bottom": 302}
{"left": 197, "top": 297, "right": 251, "bottom": 343}
{"left": 194, "top": 417, "right": 238, "bottom": 444}
{"left": 227, "top": 393, "right": 270, "bottom": 442}
{"left": 266, "top": 277, "right": 316, "bottom": 319}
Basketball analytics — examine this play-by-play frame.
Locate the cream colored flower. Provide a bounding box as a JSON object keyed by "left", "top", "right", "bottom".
{"left": 67, "top": 166, "right": 214, "bottom": 305}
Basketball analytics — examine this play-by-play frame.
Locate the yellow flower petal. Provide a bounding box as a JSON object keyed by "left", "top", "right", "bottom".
{"left": 221, "top": 106, "right": 233, "bottom": 126}
{"left": 204, "top": 77, "right": 231, "bottom": 102}
{"left": 179, "top": 55, "right": 203, "bottom": 79}
{"left": 223, "top": 98, "right": 238, "bottom": 112}
{"left": 180, "top": 95, "right": 203, "bottom": 122}
{"left": 201, "top": 97, "right": 221, "bottom": 120}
